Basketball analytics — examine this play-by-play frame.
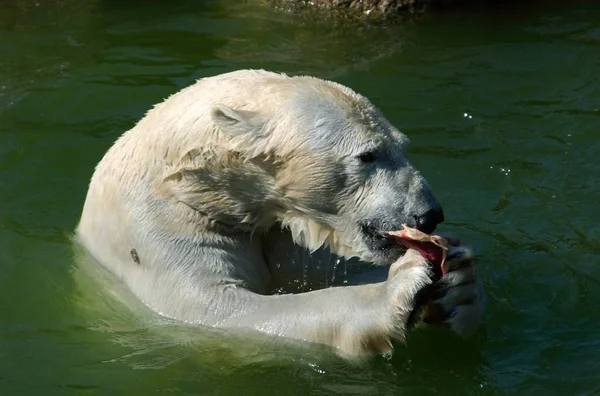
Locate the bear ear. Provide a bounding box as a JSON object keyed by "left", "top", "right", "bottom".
{"left": 211, "top": 104, "right": 271, "bottom": 158}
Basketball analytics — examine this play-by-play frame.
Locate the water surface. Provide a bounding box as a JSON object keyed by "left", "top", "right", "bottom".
{"left": 1, "top": 1, "right": 599, "bottom": 394}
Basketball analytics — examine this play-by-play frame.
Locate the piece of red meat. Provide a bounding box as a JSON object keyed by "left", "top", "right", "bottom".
{"left": 387, "top": 224, "right": 450, "bottom": 276}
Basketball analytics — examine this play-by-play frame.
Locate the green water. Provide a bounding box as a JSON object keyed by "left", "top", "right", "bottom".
{"left": 1, "top": 1, "right": 599, "bottom": 394}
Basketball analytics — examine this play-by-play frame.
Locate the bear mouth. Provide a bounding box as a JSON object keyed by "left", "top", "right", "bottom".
{"left": 361, "top": 223, "right": 397, "bottom": 248}
{"left": 360, "top": 222, "right": 407, "bottom": 263}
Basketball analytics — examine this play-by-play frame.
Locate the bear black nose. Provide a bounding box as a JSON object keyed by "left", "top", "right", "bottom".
{"left": 414, "top": 207, "right": 445, "bottom": 234}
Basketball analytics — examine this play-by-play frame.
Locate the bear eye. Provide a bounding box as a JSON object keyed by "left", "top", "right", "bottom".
{"left": 357, "top": 151, "right": 376, "bottom": 164}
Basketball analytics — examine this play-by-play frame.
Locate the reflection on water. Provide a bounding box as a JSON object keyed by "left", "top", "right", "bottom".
{"left": 0, "top": 0, "right": 599, "bottom": 394}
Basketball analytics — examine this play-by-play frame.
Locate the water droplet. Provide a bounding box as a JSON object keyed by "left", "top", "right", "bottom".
{"left": 301, "top": 250, "right": 308, "bottom": 292}
{"left": 308, "top": 362, "right": 326, "bottom": 374}
{"left": 331, "top": 258, "right": 341, "bottom": 283}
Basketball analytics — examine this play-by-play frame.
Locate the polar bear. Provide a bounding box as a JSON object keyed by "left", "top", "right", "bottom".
{"left": 76, "top": 69, "right": 485, "bottom": 357}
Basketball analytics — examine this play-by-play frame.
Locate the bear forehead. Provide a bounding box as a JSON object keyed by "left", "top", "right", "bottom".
{"left": 279, "top": 79, "right": 409, "bottom": 152}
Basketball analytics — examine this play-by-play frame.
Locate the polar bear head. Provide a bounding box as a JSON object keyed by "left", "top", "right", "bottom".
{"left": 199, "top": 75, "right": 444, "bottom": 265}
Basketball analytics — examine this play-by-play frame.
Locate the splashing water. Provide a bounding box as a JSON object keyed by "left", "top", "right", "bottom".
{"left": 331, "top": 257, "right": 343, "bottom": 284}
{"left": 301, "top": 248, "right": 309, "bottom": 292}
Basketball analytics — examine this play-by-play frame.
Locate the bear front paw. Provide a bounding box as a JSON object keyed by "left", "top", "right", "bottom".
{"left": 425, "top": 245, "right": 486, "bottom": 337}
{"left": 385, "top": 249, "right": 436, "bottom": 342}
